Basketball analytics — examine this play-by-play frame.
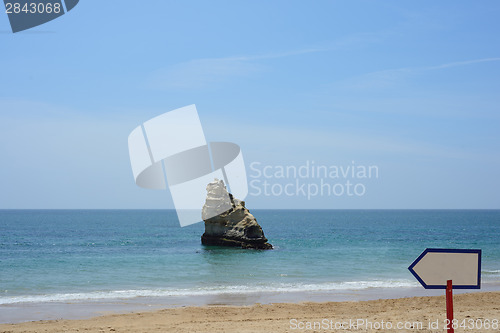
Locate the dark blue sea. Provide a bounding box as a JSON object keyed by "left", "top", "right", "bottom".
{"left": 1, "top": 210, "right": 499, "bottom": 306}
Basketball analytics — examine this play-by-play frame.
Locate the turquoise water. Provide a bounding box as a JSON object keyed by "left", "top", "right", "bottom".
{"left": 1, "top": 210, "right": 499, "bottom": 304}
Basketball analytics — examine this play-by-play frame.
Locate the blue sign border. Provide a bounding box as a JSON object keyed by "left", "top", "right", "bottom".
{"left": 408, "top": 248, "right": 481, "bottom": 289}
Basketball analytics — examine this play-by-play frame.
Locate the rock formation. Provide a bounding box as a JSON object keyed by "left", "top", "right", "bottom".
{"left": 201, "top": 179, "right": 272, "bottom": 249}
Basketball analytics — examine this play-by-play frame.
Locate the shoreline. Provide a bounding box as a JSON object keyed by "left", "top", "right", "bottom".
{"left": 0, "top": 291, "right": 499, "bottom": 333}
{"left": 2, "top": 282, "right": 500, "bottom": 324}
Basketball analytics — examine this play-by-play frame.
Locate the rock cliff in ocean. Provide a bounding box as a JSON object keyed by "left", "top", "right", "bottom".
{"left": 201, "top": 179, "right": 272, "bottom": 250}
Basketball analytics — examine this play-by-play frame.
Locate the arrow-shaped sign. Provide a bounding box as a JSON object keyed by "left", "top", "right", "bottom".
{"left": 408, "top": 248, "right": 481, "bottom": 289}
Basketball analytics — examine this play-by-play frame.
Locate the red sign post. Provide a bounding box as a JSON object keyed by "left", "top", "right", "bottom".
{"left": 446, "top": 280, "right": 454, "bottom": 333}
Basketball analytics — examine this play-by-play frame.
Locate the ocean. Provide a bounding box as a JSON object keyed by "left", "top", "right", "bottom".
{"left": 1, "top": 210, "right": 499, "bottom": 320}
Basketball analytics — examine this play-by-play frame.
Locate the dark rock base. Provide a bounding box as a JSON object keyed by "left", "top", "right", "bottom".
{"left": 201, "top": 234, "right": 273, "bottom": 250}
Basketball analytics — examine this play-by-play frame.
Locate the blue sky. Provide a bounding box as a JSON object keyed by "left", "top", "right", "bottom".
{"left": 0, "top": 1, "right": 499, "bottom": 209}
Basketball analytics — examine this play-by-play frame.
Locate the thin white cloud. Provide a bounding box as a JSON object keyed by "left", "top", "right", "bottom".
{"left": 146, "top": 48, "right": 327, "bottom": 91}
{"left": 359, "top": 56, "right": 500, "bottom": 80}
{"left": 328, "top": 56, "right": 500, "bottom": 93}
{"left": 233, "top": 47, "right": 328, "bottom": 61}
{"left": 145, "top": 30, "right": 393, "bottom": 91}
{"left": 426, "top": 57, "right": 500, "bottom": 70}
{"left": 147, "top": 57, "right": 262, "bottom": 90}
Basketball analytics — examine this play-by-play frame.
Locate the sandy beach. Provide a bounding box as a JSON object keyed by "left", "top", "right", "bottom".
{"left": 1, "top": 292, "right": 499, "bottom": 333}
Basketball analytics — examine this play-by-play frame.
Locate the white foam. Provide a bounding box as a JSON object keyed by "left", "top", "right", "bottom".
{"left": 483, "top": 269, "right": 500, "bottom": 277}
{"left": 0, "top": 279, "right": 419, "bottom": 305}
